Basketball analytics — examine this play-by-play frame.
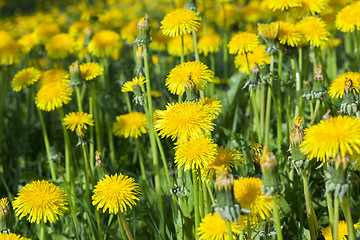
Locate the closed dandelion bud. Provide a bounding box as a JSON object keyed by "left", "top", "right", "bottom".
{"left": 0, "top": 198, "right": 9, "bottom": 232}
{"left": 69, "top": 60, "right": 81, "bottom": 86}
{"left": 325, "top": 153, "right": 349, "bottom": 199}
{"left": 243, "top": 63, "right": 262, "bottom": 90}
{"left": 322, "top": 109, "right": 331, "bottom": 121}
{"left": 95, "top": 150, "right": 106, "bottom": 179}
{"left": 213, "top": 166, "right": 244, "bottom": 223}
{"left": 257, "top": 22, "right": 279, "bottom": 54}
{"left": 185, "top": 73, "right": 197, "bottom": 101}
{"left": 250, "top": 143, "right": 262, "bottom": 164}
{"left": 83, "top": 28, "right": 93, "bottom": 46}
{"left": 290, "top": 117, "right": 308, "bottom": 173}
{"left": 340, "top": 80, "right": 357, "bottom": 115}
{"left": 312, "top": 65, "right": 326, "bottom": 99}
{"left": 260, "top": 147, "right": 281, "bottom": 196}
{"left": 76, "top": 124, "right": 86, "bottom": 138}
{"left": 136, "top": 14, "right": 151, "bottom": 46}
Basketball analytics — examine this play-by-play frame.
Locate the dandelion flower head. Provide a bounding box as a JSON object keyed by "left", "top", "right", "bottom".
{"left": 296, "top": 17, "right": 329, "bottom": 47}
{"left": 112, "top": 112, "right": 148, "bottom": 138}
{"left": 335, "top": 2, "right": 360, "bottom": 32}
{"left": 234, "top": 177, "right": 273, "bottom": 220}
{"left": 322, "top": 221, "right": 360, "bottom": 240}
{"left": 234, "top": 45, "right": 270, "bottom": 74}
{"left": 328, "top": 72, "right": 360, "bottom": 99}
{"left": 167, "top": 35, "right": 194, "bottom": 57}
{"left": 197, "top": 212, "right": 241, "bottom": 240}
{"left": 277, "top": 21, "right": 302, "bottom": 47}
{"left": 264, "top": 0, "right": 302, "bottom": 11}
{"left": 35, "top": 82, "right": 72, "bottom": 111}
{"left": 294, "top": 0, "right": 329, "bottom": 16}
{"left": 300, "top": 115, "right": 360, "bottom": 162}
{"left": 121, "top": 76, "right": 148, "bottom": 92}
{"left": 258, "top": 22, "right": 279, "bottom": 40}
{"left": 38, "top": 69, "right": 69, "bottom": 86}
{"left": 79, "top": 62, "right": 104, "bottom": 81}
{"left": 166, "top": 61, "right": 214, "bottom": 95}
{"left": 92, "top": 173, "right": 141, "bottom": 214}
{"left": 228, "top": 32, "right": 259, "bottom": 55}
{"left": 161, "top": 8, "right": 202, "bottom": 37}
{"left": 33, "top": 22, "right": 60, "bottom": 43}
{"left": 45, "top": 33, "right": 75, "bottom": 59}
{"left": 155, "top": 101, "right": 219, "bottom": 142}
{"left": 88, "top": 30, "right": 122, "bottom": 59}
{"left": 0, "top": 40, "right": 23, "bottom": 65}
{"left": 0, "top": 233, "right": 30, "bottom": 240}
{"left": 12, "top": 180, "right": 68, "bottom": 224}
{"left": 198, "top": 97, "right": 222, "bottom": 116}
{"left": 62, "top": 112, "right": 94, "bottom": 132}
{"left": 174, "top": 137, "right": 217, "bottom": 172}
{"left": 12, "top": 67, "right": 41, "bottom": 92}
{"left": 198, "top": 32, "right": 221, "bottom": 56}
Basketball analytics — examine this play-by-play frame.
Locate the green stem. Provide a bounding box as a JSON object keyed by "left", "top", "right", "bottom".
{"left": 135, "top": 139, "right": 147, "bottom": 181}
{"left": 341, "top": 195, "right": 356, "bottom": 240}
{"left": 193, "top": 28, "right": 199, "bottom": 62}
{"left": 75, "top": 86, "right": 83, "bottom": 112}
{"left": 323, "top": 164, "right": 334, "bottom": 235}
{"left": 226, "top": 220, "right": 233, "bottom": 240}
{"left": 193, "top": 170, "right": 200, "bottom": 239}
{"left": 247, "top": 217, "right": 252, "bottom": 240}
{"left": 260, "top": 86, "right": 265, "bottom": 139}
{"left": 309, "top": 99, "right": 321, "bottom": 126}
{"left": 210, "top": 53, "right": 215, "bottom": 97}
{"left": 37, "top": 108, "right": 57, "bottom": 181}
{"left": 333, "top": 196, "right": 339, "bottom": 240}
{"left": 181, "top": 35, "right": 185, "bottom": 63}
{"left": 291, "top": 58, "right": 301, "bottom": 118}
{"left": 302, "top": 172, "right": 317, "bottom": 240}
{"left": 117, "top": 213, "right": 128, "bottom": 240}
{"left": 354, "top": 29, "right": 358, "bottom": 72}
{"left": 125, "top": 92, "right": 132, "bottom": 112}
{"left": 89, "top": 96, "right": 95, "bottom": 172}
{"left": 202, "top": 181, "right": 210, "bottom": 215}
{"left": 272, "top": 196, "right": 283, "bottom": 240}
{"left": 222, "top": 3, "right": 228, "bottom": 80}
{"left": 206, "top": 182, "right": 215, "bottom": 204}
{"left": 40, "top": 222, "right": 45, "bottom": 240}
{"left": 95, "top": 211, "right": 103, "bottom": 240}
{"left": 119, "top": 211, "right": 134, "bottom": 240}
{"left": 276, "top": 51, "right": 283, "bottom": 152}
{"left": 264, "top": 54, "right": 274, "bottom": 147}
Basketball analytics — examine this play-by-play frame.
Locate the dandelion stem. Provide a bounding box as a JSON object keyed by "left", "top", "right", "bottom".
{"left": 40, "top": 222, "right": 45, "bottom": 240}
{"left": 309, "top": 99, "right": 321, "bottom": 126}
{"left": 264, "top": 54, "right": 274, "bottom": 147}
{"left": 193, "top": 28, "right": 199, "bottom": 62}
{"left": 210, "top": 52, "right": 215, "bottom": 97}
{"left": 221, "top": 3, "right": 228, "bottom": 80}
{"left": 323, "top": 164, "right": 334, "bottom": 235}
{"left": 192, "top": 170, "right": 200, "bottom": 239}
{"left": 181, "top": 35, "right": 185, "bottom": 63}
{"left": 276, "top": 51, "right": 283, "bottom": 152}
{"left": 226, "top": 220, "right": 233, "bottom": 240}
{"left": 302, "top": 172, "right": 317, "bottom": 240}
{"left": 119, "top": 212, "right": 134, "bottom": 240}
{"left": 117, "top": 213, "right": 128, "bottom": 240}
{"left": 333, "top": 196, "right": 339, "bottom": 240}
{"left": 202, "top": 181, "right": 210, "bottom": 215}
{"left": 89, "top": 96, "right": 95, "bottom": 172}
{"left": 135, "top": 138, "right": 147, "bottom": 181}
{"left": 341, "top": 194, "right": 356, "bottom": 240}
{"left": 354, "top": 29, "right": 358, "bottom": 72}
{"left": 272, "top": 196, "right": 283, "bottom": 240}
{"left": 125, "top": 92, "right": 132, "bottom": 112}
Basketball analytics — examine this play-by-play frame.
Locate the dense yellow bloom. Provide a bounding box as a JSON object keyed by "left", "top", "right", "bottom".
{"left": 88, "top": 30, "right": 122, "bottom": 59}
{"left": 198, "top": 33, "right": 221, "bottom": 56}
{"left": 18, "top": 33, "right": 38, "bottom": 54}
{"left": 198, "top": 212, "right": 241, "bottom": 240}
{"left": 155, "top": 101, "right": 219, "bottom": 142}
{"left": 161, "top": 8, "right": 201, "bottom": 37}
{"left": 297, "top": 17, "right": 329, "bottom": 47}
{"left": 264, "top": 0, "right": 301, "bottom": 11}
{"left": 33, "top": 22, "right": 60, "bottom": 43}
{"left": 62, "top": 112, "right": 94, "bottom": 132}
{"left": 113, "top": 112, "right": 148, "bottom": 138}
{"left": 151, "top": 31, "right": 169, "bottom": 51}
{"left": 335, "top": 2, "right": 360, "bottom": 32}
{"left": 277, "top": 21, "right": 302, "bottom": 47}
{"left": 121, "top": 19, "right": 139, "bottom": 43}
{"left": 234, "top": 45, "right": 270, "bottom": 74}
{"left": 258, "top": 22, "right": 279, "bottom": 40}
{"left": 12, "top": 67, "right": 41, "bottom": 92}
{"left": 234, "top": 177, "right": 273, "bottom": 220}
{"left": 216, "top": 3, "right": 240, "bottom": 27}
{"left": 166, "top": 61, "right": 214, "bottom": 95}
{"left": 0, "top": 233, "right": 30, "bottom": 240}
{"left": 79, "top": 62, "right": 104, "bottom": 81}
{"left": 295, "top": 0, "right": 328, "bottom": 16}
{"left": 0, "top": 31, "right": 12, "bottom": 48}
{"left": 121, "top": 76, "right": 148, "bottom": 92}
{"left": 322, "top": 221, "right": 360, "bottom": 240}
{"left": 328, "top": 72, "right": 360, "bottom": 98}
{"left": 228, "top": 32, "right": 259, "bottom": 54}
{"left": 35, "top": 82, "right": 72, "bottom": 111}
{"left": 0, "top": 40, "right": 22, "bottom": 65}
{"left": 38, "top": 69, "right": 69, "bottom": 86}
{"left": 174, "top": 137, "right": 217, "bottom": 172}
{"left": 202, "top": 146, "right": 243, "bottom": 181}
{"left": 167, "top": 35, "right": 194, "bottom": 57}
{"left": 45, "top": 33, "right": 75, "bottom": 59}
{"left": 198, "top": 97, "right": 222, "bottom": 116}
{"left": 12, "top": 180, "right": 68, "bottom": 224}
{"left": 0, "top": 197, "right": 9, "bottom": 219}
{"left": 300, "top": 116, "right": 360, "bottom": 162}
{"left": 68, "top": 20, "right": 93, "bottom": 37}
{"left": 92, "top": 174, "right": 141, "bottom": 214}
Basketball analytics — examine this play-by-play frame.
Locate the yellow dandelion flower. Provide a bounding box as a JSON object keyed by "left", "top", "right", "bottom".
{"left": 79, "top": 62, "right": 104, "bottom": 81}
{"left": 216, "top": 3, "right": 240, "bottom": 27}
{"left": 12, "top": 67, "right": 41, "bottom": 92}
{"left": 328, "top": 72, "right": 360, "bottom": 98}
{"left": 38, "top": 69, "right": 69, "bottom": 86}
{"left": 121, "top": 19, "right": 139, "bottom": 43}
{"left": 161, "top": 8, "right": 202, "bottom": 37}
{"left": 258, "top": 22, "right": 279, "bottom": 40}
{"left": 167, "top": 35, "right": 194, "bottom": 57}
{"left": 322, "top": 221, "right": 360, "bottom": 240}
{"left": 88, "top": 30, "right": 122, "bottom": 59}
{"left": 45, "top": 33, "right": 75, "bottom": 59}
{"left": 155, "top": 101, "right": 218, "bottom": 142}
{"left": 198, "top": 97, "right": 222, "bottom": 116}
{"left": 0, "top": 30, "right": 12, "bottom": 48}
{"left": 166, "top": 61, "right": 214, "bottom": 95}
{"left": 151, "top": 31, "right": 169, "bottom": 52}
{"left": 68, "top": 20, "right": 93, "bottom": 37}
{"left": 234, "top": 177, "right": 273, "bottom": 220}
{"left": 0, "top": 197, "right": 9, "bottom": 219}
{"left": 112, "top": 112, "right": 148, "bottom": 138}
{"left": 198, "top": 212, "right": 241, "bottom": 240}
{"left": 335, "top": 2, "right": 360, "bottom": 32}
{"left": 35, "top": 82, "right": 72, "bottom": 111}
{"left": 92, "top": 173, "right": 141, "bottom": 215}
{"left": 264, "top": 0, "right": 302, "bottom": 11}
{"left": 33, "top": 22, "right": 60, "bottom": 43}
{"left": 297, "top": 17, "right": 329, "bottom": 47}
{"left": 228, "top": 32, "right": 259, "bottom": 55}
{"left": 62, "top": 112, "right": 94, "bottom": 132}
{"left": 18, "top": 33, "right": 38, "bottom": 54}
{"left": 277, "top": 21, "right": 302, "bottom": 47}
{"left": 198, "top": 33, "right": 221, "bottom": 56}
{"left": 174, "top": 137, "right": 217, "bottom": 172}
{"left": 234, "top": 45, "right": 270, "bottom": 74}
{"left": 0, "top": 40, "right": 22, "bottom": 65}
{"left": 295, "top": 0, "right": 329, "bottom": 16}
{"left": 202, "top": 146, "right": 244, "bottom": 181}
{"left": 0, "top": 233, "right": 30, "bottom": 240}
{"left": 12, "top": 180, "right": 68, "bottom": 224}
{"left": 300, "top": 116, "right": 360, "bottom": 162}
{"left": 121, "top": 76, "right": 148, "bottom": 92}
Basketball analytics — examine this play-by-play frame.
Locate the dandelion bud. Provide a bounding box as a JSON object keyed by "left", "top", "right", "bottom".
{"left": 69, "top": 61, "right": 81, "bottom": 86}
{"left": 250, "top": 143, "right": 262, "bottom": 164}
{"left": 76, "top": 124, "right": 86, "bottom": 138}
{"left": 322, "top": 109, "right": 331, "bottom": 121}
{"left": 0, "top": 198, "right": 9, "bottom": 232}
{"left": 258, "top": 22, "right": 279, "bottom": 40}
{"left": 95, "top": 150, "right": 103, "bottom": 167}
{"left": 290, "top": 117, "right": 308, "bottom": 173}
{"left": 290, "top": 116, "right": 304, "bottom": 144}
{"left": 136, "top": 46, "right": 143, "bottom": 59}
{"left": 214, "top": 166, "right": 233, "bottom": 192}
{"left": 260, "top": 147, "right": 281, "bottom": 196}
{"left": 325, "top": 153, "right": 349, "bottom": 199}
{"left": 136, "top": 14, "right": 151, "bottom": 46}
{"left": 69, "top": 60, "right": 79, "bottom": 74}
{"left": 314, "top": 65, "right": 323, "bottom": 81}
